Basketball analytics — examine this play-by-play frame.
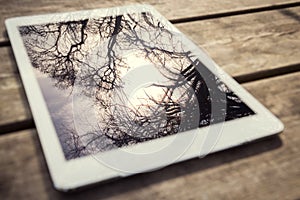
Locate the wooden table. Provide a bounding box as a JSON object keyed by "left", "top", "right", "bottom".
{"left": 1, "top": 1, "right": 300, "bottom": 199}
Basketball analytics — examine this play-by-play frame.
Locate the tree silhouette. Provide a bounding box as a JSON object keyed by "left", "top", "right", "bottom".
{"left": 19, "top": 12, "right": 254, "bottom": 159}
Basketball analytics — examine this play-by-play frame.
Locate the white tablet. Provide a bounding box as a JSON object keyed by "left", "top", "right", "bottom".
{"left": 5, "top": 4, "right": 283, "bottom": 191}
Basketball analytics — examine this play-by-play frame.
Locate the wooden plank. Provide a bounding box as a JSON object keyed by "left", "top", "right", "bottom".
{"left": 0, "top": 75, "right": 33, "bottom": 133}
{"left": 1, "top": 7, "right": 300, "bottom": 132}
{"left": 0, "top": 72, "right": 299, "bottom": 199}
{"left": 0, "top": 0, "right": 299, "bottom": 43}
{"left": 176, "top": 7, "right": 300, "bottom": 76}
{"left": 0, "top": 48, "right": 27, "bottom": 128}
{"left": 0, "top": 47, "right": 17, "bottom": 75}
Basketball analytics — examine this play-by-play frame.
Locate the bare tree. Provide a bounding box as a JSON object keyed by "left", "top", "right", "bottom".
{"left": 19, "top": 12, "right": 254, "bottom": 159}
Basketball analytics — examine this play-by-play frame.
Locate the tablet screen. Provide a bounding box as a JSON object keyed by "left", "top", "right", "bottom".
{"left": 18, "top": 12, "right": 255, "bottom": 160}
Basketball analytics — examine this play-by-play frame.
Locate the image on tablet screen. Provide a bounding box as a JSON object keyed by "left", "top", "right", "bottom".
{"left": 18, "top": 12, "right": 255, "bottom": 159}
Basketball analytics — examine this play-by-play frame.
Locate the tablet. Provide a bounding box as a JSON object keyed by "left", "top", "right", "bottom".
{"left": 5, "top": 4, "right": 283, "bottom": 191}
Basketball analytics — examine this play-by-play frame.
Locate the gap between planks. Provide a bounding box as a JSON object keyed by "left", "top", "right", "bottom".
{"left": 170, "top": 1, "right": 300, "bottom": 23}
{"left": 235, "top": 63, "right": 300, "bottom": 83}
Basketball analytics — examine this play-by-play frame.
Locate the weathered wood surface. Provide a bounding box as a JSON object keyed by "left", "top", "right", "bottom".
{"left": 0, "top": 0, "right": 299, "bottom": 43}
{"left": 0, "top": 75, "right": 31, "bottom": 130}
{"left": 177, "top": 7, "right": 300, "bottom": 76}
{"left": 1, "top": 7, "right": 300, "bottom": 131}
{"left": 0, "top": 72, "right": 299, "bottom": 199}
{"left": 1, "top": 1, "right": 299, "bottom": 199}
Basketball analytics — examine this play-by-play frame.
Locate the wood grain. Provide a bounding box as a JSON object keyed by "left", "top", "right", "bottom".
{"left": 1, "top": 7, "right": 300, "bottom": 132}
{"left": 0, "top": 72, "right": 299, "bottom": 199}
{"left": 0, "top": 47, "right": 16, "bottom": 75}
{"left": 0, "top": 75, "right": 31, "bottom": 129}
{"left": 0, "top": 0, "right": 299, "bottom": 43}
{"left": 177, "top": 7, "right": 300, "bottom": 76}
